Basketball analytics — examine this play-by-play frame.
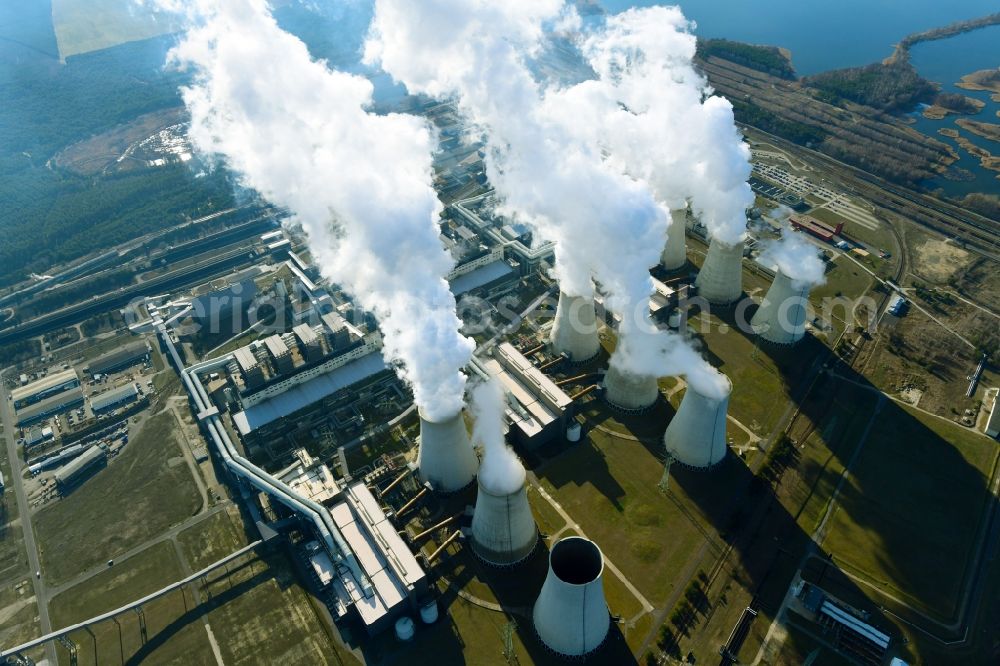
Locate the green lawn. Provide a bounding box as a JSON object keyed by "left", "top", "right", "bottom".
{"left": 823, "top": 402, "right": 999, "bottom": 620}
{"left": 51, "top": 0, "right": 176, "bottom": 59}
{"left": 537, "top": 426, "right": 735, "bottom": 606}
{"left": 34, "top": 409, "right": 202, "bottom": 583}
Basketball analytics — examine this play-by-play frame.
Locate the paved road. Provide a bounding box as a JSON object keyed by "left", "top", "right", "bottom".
{"left": 0, "top": 368, "right": 57, "bottom": 665}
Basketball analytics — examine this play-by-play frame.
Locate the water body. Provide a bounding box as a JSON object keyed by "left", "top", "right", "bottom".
{"left": 600, "top": 1, "right": 1000, "bottom": 196}
{"left": 908, "top": 26, "right": 1000, "bottom": 197}
{"left": 599, "top": 0, "right": 998, "bottom": 76}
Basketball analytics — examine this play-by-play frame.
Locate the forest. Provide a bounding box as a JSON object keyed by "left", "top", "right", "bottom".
{"left": 0, "top": 11, "right": 235, "bottom": 290}
{"left": 802, "top": 61, "right": 938, "bottom": 113}
{"left": 696, "top": 39, "right": 796, "bottom": 80}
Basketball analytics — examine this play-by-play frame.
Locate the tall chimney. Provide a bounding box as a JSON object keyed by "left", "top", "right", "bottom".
{"left": 695, "top": 238, "right": 744, "bottom": 305}
{"left": 603, "top": 363, "right": 659, "bottom": 412}
{"left": 660, "top": 207, "right": 688, "bottom": 271}
{"left": 417, "top": 408, "right": 479, "bottom": 493}
{"left": 750, "top": 270, "right": 810, "bottom": 345}
{"left": 550, "top": 291, "right": 600, "bottom": 362}
{"left": 662, "top": 376, "right": 731, "bottom": 468}
{"left": 532, "top": 537, "right": 610, "bottom": 657}
{"left": 471, "top": 479, "right": 538, "bottom": 566}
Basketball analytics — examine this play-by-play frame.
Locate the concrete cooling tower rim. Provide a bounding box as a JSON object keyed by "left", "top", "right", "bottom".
{"left": 548, "top": 537, "right": 605, "bottom": 586}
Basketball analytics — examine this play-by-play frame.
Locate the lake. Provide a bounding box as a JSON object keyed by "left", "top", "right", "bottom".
{"left": 599, "top": 0, "right": 999, "bottom": 76}
{"left": 600, "top": 1, "right": 1000, "bottom": 196}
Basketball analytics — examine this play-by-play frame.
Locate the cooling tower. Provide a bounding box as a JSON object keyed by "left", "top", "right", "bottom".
{"left": 662, "top": 376, "right": 731, "bottom": 469}
{"left": 695, "top": 238, "right": 744, "bottom": 305}
{"left": 417, "top": 408, "right": 479, "bottom": 493}
{"left": 470, "top": 480, "right": 538, "bottom": 566}
{"left": 533, "top": 537, "right": 610, "bottom": 657}
{"left": 550, "top": 291, "right": 600, "bottom": 362}
{"left": 660, "top": 207, "right": 688, "bottom": 271}
{"left": 603, "top": 363, "right": 659, "bottom": 412}
{"left": 750, "top": 270, "right": 810, "bottom": 345}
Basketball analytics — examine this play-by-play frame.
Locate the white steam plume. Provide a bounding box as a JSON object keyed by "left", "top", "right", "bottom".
{"left": 366, "top": 0, "right": 725, "bottom": 390}
{"left": 576, "top": 6, "right": 755, "bottom": 246}
{"left": 471, "top": 379, "right": 525, "bottom": 495}
{"left": 162, "top": 0, "right": 473, "bottom": 421}
{"left": 365, "top": 0, "right": 667, "bottom": 304}
{"left": 760, "top": 232, "right": 826, "bottom": 287}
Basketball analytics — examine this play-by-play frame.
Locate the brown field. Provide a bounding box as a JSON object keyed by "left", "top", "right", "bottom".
{"left": 52, "top": 107, "right": 185, "bottom": 176}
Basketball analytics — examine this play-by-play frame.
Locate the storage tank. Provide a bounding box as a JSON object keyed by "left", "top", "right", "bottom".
{"left": 660, "top": 207, "right": 688, "bottom": 271}
{"left": 603, "top": 363, "right": 659, "bottom": 412}
{"left": 750, "top": 270, "right": 810, "bottom": 345}
{"left": 471, "top": 480, "right": 538, "bottom": 566}
{"left": 695, "top": 238, "right": 744, "bottom": 305}
{"left": 394, "top": 616, "right": 415, "bottom": 641}
{"left": 532, "top": 537, "right": 610, "bottom": 657}
{"left": 419, "top": 600, "right": 439, "bottom": 624}
{"left": 549, "top": 291, "right": 600, "bottom": 362}
{"left": 662, "top": 376, "right": 731, "bottom": 469}
{"left": 417, "top": 408, "right": 479, "bottom": 493}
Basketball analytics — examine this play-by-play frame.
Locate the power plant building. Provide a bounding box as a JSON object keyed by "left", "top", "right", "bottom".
{"left": 264, "top": 334, "right": 295, "bottom": 375}
{"left": 480, "top": 342, "right": 573, "bottom": 447}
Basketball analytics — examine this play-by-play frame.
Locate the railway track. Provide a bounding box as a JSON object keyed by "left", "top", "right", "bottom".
{"left": 741, "top": 125, "right": 1000, "bottom": 261}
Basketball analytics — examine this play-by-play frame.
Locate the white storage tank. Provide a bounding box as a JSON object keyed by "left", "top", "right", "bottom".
{"left": 394, "top": 616, "right": 415, "bottom": 641}
{"left": 419, "top": 600, "right": 439, "bottom": 624}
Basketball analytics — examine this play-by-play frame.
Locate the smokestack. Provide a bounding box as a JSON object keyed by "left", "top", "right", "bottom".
{"left": 603, "top": 363, "right": 659, "bottom": 412}
{"left": 751, "top": 270, "right": 811, "bottom": 345}
{"left": 695, "top": 238, "right": 744, "bottom": 305}
{"left": 550, "top": 291, "right": 601, "bottom": 362}
{"left": 417, "top": 408, "right": 479, "bottom": 493}
{"left": 660, "top": 207, "right": 688, "bottom": 271}
{"left": 662, "top": 376, "right": 731, "bottom": 468}
{"left": 471, "top": 479, "right": 538, "bottom": 566}
{"left": 533, "top": 537, "right": 610, "bottom": 657}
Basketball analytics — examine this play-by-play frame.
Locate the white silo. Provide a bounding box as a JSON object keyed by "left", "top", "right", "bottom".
{"left": 417, "top": 408, "right": 479, "bottom": 493}
{"left": 533, "top": 536, "right": 610, "bottom": 657}
{"left": 471, "top": 479, "right": 538, "bottom": 566}
{"left": 695, "top": 238, "right": 744, "bottom": 305}
{"left": 660, "top": 207, "right": 688, "bottom": 271}
{"left": 662, "top": 376, "right": 731, "bottom": 469}
{"left": 750, "top": 270, "right": 810, "bottom": 345}
{"left": 550, "top": 291, "right": 601, "bottom": 362}
{"left": 603, "top": 363, "right": 659, "bottom": 412}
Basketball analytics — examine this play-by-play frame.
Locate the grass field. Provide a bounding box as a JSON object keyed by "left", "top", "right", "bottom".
{"left": 177, "top": 504, "right": 248, "bottom": 571}
{"left": 199, "top": 550, "right": 356, "bottom": 665}
{"left": 0, "top": 577, "right": 43, "bottom": 662}
{"left": 34, "top": 409, "right": 202, "bottom": 584}
{"left": 51, "top": 0, "right": 176, "bottom": 60}
{"left": 822, "top": 402, "right": 999, "bottom": 620}
{"left": 49, "top": 540, "right": 196, "bottom": 666}
{"left": 536, "top": 426, "right": 734, "bottom": 607}
{"left": 0, "top": 423, "right": 27, "bottom": 584}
